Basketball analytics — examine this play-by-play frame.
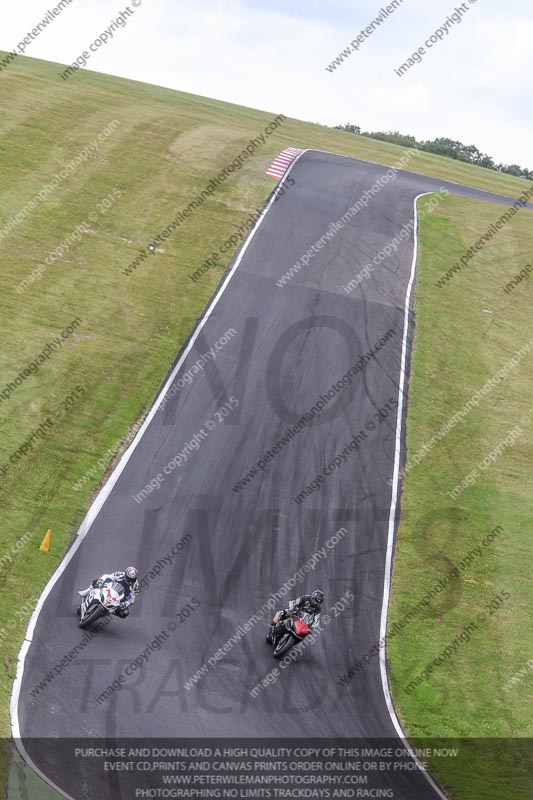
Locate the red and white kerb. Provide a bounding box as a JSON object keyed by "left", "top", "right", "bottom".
{"left": 266, "top": 147, "right": 303, "bottom": 180}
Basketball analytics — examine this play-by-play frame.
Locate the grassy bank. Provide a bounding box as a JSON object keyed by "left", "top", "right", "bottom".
{"left": 0, "top": 52, "right": 531, "bottom": 798}
{"left": 388, "top": 194, "right": 533, "bottom": 798}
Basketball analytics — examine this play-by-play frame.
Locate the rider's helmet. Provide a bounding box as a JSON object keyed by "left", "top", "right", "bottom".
{"left": 310, "top": 590, "right": 324, "bottom": 607}
{"left": 125, "top": 566, "right": 138, "bottom": 585}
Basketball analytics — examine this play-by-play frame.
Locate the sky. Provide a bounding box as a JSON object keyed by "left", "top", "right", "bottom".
{"left": 2, "top": 0, "right": 532, "bottom": 168}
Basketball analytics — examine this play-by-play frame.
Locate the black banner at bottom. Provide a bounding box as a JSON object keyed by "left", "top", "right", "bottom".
{"left": 14, "top": 738, "right": 533, "bottom": 800}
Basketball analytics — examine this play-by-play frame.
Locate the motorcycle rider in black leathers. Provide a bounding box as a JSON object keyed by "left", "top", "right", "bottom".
{"left": 77, "top": 567, "right": 140, "bottom": 618}
{"left": 267, "top": 590, "right": 324, "bottom": 645}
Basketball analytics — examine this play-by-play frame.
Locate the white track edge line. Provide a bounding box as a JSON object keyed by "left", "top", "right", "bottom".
{"left": 379, "top": 191, "right": 448, "bottom": 800}
{"left": 9, "top": 152, "right": 306, "bottom": 797}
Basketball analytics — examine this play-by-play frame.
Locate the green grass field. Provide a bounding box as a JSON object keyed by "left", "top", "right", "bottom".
{"left": 388, "top": 195, "right": 533, "bottom": 798}
{"left": 0, "top": 52, "right": 531, "bottom": 798}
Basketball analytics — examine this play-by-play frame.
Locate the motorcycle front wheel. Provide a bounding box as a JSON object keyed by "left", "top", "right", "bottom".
{"left": 79, "top": 603, "right": 105, "bottom": 629}
{"left": 273, "top": 633, "right": 295, "bottom": 659}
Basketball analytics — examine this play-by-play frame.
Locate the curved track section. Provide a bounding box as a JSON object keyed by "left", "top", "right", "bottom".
{"left": 12, "top": 151, "right": 533, "bottom": 799}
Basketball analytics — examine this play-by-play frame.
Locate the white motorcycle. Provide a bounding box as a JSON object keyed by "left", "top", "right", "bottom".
{"left": 77, "top": 580, "right": 125, "bottom": 628}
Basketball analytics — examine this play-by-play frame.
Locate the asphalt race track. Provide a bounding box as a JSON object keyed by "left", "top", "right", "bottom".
{"left": 12, "top": 150, "right": 533, "bottom": 799}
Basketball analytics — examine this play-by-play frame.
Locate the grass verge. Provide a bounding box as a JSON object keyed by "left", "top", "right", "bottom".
{"left": 388, "top": 194, "right": 533, "bottom": 799}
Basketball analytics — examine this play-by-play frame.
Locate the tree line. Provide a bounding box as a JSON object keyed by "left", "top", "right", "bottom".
{"left": 334, "top": 124, "right": 532, "bottom": 180}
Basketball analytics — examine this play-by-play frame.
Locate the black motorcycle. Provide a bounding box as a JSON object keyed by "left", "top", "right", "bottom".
{"left": 267, "top": 609, "right": 312, "bottom": 659}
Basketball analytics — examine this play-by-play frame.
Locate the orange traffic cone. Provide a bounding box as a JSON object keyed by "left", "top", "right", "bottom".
{"left": 39, "top": 530, "right": 52, "bottom": 552}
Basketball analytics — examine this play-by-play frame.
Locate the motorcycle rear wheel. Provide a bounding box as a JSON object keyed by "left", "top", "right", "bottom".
{"left": 79, "top": 603, "right": 105, "bottom": 629}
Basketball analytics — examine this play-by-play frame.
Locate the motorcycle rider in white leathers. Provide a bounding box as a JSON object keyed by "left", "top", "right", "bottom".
{"left": 78, "top": 566, "right": 140, "bottom": 618}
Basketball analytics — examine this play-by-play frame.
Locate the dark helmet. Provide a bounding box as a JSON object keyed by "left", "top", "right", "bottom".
{"left": 310, "top": 590, "right": 324, "bottom": 607}
{"left": 125, "top": 566, "right": 138, "bottom": 584}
